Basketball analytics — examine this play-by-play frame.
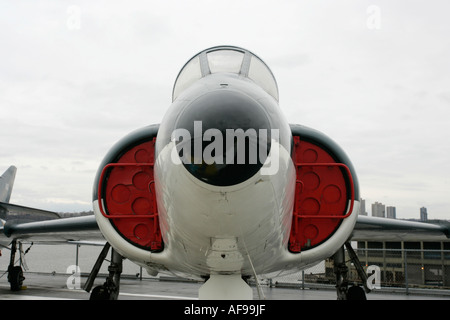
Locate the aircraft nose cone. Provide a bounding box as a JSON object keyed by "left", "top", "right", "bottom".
{"left": 173, "top": 89, "right": 272, "bottom": 186}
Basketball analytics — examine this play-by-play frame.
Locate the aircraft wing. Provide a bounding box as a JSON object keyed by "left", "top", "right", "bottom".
{"left": 0, "top": 213, "right": 102, "bottom": 247}
{"left": 0, "top": 165, "right": 103, "bottom": 246}
{"left": 352, "top": 215, "right": 450, "bottom": 242}
{"left": 4, "top": 211, "right": 449, "bottom": 243}
{"left": 0, "top": 202, "right": 60, "bottom": 222}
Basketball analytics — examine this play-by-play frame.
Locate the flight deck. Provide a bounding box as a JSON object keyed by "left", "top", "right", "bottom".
{"left": 1, "top": 272, "right": 449, "bottom": 301}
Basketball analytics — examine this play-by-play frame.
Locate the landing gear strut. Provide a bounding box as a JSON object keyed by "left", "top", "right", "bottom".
{"left": 332, "top": 245, "right": 349, "bottom": 300}
{"left": 84, "top": 242, "right": 124, "bottom": 300}
{"left": 7, "top": 240, "right": 27, "bottom": 291}
{"left": 332, "top": 242, "right": 370, "bottom": 300}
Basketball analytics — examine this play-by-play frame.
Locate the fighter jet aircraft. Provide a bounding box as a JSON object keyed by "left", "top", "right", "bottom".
{"left": 1, "top": 46, "right": 448, "bottom": 300}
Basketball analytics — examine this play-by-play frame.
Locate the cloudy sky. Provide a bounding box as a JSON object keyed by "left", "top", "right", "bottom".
{"left": 1, "top": 1, "right": 449, "bottom": 219}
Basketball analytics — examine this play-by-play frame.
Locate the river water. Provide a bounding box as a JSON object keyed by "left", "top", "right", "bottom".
{"left": 0, "top": 242, "right": 145, "bottom": 277}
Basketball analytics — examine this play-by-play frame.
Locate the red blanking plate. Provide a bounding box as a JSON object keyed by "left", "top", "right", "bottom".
{"left": 99, "top": 139, "right": 163, "bottom": 251}
{"left": 289, "top": 136, "right": 352, "bottom": 252}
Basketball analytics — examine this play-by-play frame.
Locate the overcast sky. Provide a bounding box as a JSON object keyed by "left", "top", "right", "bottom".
{"left": 1, "top": 1, "right": 449, "bottom": 220}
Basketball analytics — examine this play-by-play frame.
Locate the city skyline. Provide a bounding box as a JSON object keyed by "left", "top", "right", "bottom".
{"left": 361, "top": 199, "right": 437, "bottom": 221}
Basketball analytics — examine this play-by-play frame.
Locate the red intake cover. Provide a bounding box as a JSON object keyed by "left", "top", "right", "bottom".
{"left": 289, "top": 136, "right": 349, "bottom": 252}
{"left": 102, "top": 139, "right": 163, "bottom": 251}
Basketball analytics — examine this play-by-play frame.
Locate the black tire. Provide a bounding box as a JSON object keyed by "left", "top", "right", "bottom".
{"left": 8, "top": 266, "right": 25, "bottom": 291}
{"left": 90, "top": 285, "right": 111, "bottom": 300}
{"left": 347, "top": 285, "right": 367, "bottom": 300}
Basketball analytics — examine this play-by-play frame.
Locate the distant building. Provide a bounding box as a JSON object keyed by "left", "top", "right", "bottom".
{"left": 351, "top": 240, "right": 450, "bottom": 288}
{"left": 420, "top": 207, "right": 428, "bottom": 221}
{"left": 372, "top": 202, "right": 385, "bottom": 217}
{"left": 360, "top": 199, "right": 367, "bottom": 216}
{"left": 386, "top": 206, "right": 396, "bottom": 219}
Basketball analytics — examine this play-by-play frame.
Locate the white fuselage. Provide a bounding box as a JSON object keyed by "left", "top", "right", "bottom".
{"left": 154, "top": 139, "right": 296, "bottom": 277}
{"left": 92, "top": 46, "right": 361, "bottom": 299}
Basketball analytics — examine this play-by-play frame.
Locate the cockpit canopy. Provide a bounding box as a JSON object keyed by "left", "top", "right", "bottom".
{"left": 172, "top": 46, "right": 279, "bottom": 102}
